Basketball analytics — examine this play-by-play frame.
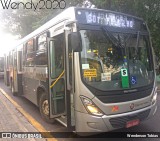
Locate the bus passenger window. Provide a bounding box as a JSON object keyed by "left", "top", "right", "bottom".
{"left": 26, "top": 39, "right": 35, "bottom": 66}
{"left": 36, "top": 33, "right": 48, "bottom": 65}
{"left": 54, "top": 34, "right": 64, "bottom": 77}
{"left": 18, "top": 51, "right": 22, "bottom": 72}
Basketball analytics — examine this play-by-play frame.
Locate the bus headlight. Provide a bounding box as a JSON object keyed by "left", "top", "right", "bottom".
{"left": 80, "top": 96, "right": 104, "bottom": 116}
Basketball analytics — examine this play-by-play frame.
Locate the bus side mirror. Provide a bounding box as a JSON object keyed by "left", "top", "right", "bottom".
{"left": 68, "top": 32, "right": 82, "bottom": 52}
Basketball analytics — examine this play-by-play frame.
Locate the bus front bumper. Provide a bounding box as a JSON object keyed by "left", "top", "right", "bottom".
{"left": 75, "top": 102, "right": 157, "bottom": 135}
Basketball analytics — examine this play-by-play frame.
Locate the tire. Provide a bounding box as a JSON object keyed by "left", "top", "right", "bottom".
{"left": 39, "top": 94, "right": 55, "bottom": 123}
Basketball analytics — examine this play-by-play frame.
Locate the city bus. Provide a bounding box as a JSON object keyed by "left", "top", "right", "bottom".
{"left": 4, "top": 7, "right": 157, "bottom": 135}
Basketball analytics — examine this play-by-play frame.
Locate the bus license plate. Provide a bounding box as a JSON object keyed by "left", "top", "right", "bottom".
{"left": 126, "top": 119, "right": 140, "bottom": 128}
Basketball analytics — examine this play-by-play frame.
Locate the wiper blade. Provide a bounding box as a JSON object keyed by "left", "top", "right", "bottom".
{"left": 133, "top": 31, "right": 140, "bottom": 61}
{"left": 136, "top": 31, "right": 140, "bottom": 50}
{"left": 101, "top": 26, "right": 123, "bottom": 48}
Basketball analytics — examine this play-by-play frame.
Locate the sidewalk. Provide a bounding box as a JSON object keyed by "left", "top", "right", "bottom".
{"left": 0, "top": 91, "right": 46, "bottom": 141}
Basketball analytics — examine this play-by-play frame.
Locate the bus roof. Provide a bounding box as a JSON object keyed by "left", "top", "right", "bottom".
{"left": 12, "top": 7, "right": 145, "bottom": 50}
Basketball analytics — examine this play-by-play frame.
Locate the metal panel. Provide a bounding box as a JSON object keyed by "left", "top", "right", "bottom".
{"left": 22, "top": 76, "right": 39, "bottom": 105}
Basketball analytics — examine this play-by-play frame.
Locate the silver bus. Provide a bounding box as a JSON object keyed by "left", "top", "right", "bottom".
{"left": 4, "top": 7, "right": 157, "bottom": 135}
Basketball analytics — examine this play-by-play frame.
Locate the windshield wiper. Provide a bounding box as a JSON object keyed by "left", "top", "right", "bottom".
{"left": 135, "top": 31, "right": 140, "bottom": 52}
{"left": 101, "top": 26, "right": 124, "bottom": 48}
{"left": 133, "top": 31, "right": 140, "bottom": 61}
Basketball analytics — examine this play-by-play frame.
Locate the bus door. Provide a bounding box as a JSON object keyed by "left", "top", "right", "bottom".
{"left": 47, "top": 33, "right": 66, "bottom": 118}
{"left": 12, "top": 50, "right": 18, "bottom": 94}
{"left": 64, "top": 28, "right": 75, "bottom": 128}
{"left": 17, "top": 50, "right": 23, "bottom": 95}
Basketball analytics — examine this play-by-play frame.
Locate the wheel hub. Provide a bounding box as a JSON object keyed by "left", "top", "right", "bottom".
{"left": 42, "top": 100, "right": 49, "bottom": 116}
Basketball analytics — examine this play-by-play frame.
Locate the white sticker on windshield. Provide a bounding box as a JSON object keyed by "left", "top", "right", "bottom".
{"left": 82, "top": 64, "right": 89, "bottom": 69}
{"left": 101, "top": 73, "right": 111, "bottom": 81}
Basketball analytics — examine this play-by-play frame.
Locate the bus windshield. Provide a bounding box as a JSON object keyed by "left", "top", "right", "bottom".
{"left": 80, "top": 30, "right": 154, "bottom": 91}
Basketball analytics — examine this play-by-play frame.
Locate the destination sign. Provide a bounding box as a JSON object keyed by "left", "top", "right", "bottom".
{"left": 85, "top": 12, "right": 134, "bottom": 28}
{"left": 75, "top": 9, "right": 144, "bottom": 30}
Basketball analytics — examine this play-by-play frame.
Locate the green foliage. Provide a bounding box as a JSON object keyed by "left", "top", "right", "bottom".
{"left": 91, "top": 0, "right": 160, "bottom": 57}
{"left": 0, "top": 0, "right": 69, "bottom": 37}
{"left": 0, "top": 0, "right": 40, "bottom": 37}
{"left": 0, "top": 0, "right": 160, "bottom": 57}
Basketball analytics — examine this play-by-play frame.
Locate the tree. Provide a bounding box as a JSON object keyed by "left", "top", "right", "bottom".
{"left": 0, "top": 0, "right": 85, "bottom": 37}
{"left": 90, "top": 0, "right": 160, "bottom": 56}
{"left": 0, "top": 0, "right": 160, "bottom": 57}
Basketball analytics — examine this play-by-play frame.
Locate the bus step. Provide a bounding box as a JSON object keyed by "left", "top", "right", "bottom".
{"left": 55, "top": 116, "right": 67, "bottom": 127}
{"left": 61, "top": 115, "right": 66, "bottom": 119}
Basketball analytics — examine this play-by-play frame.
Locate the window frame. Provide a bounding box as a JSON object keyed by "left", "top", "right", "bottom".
{"left": 25, "top": 38, "right": 35, "bottom": 66}
{"left": 35, "top": 32, "right": 49, "bottom": 66}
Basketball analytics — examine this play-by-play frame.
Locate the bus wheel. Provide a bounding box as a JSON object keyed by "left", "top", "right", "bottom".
{"left": 39, "top": 94, "right": 55, "bottom": 123}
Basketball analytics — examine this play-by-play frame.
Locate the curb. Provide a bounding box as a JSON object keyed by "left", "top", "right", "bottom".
{"left": 0, "top": 88, "right": 57, "bottom": 141}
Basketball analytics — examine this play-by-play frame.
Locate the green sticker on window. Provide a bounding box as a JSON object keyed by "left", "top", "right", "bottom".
{"left": 121, "top": 69, "right": 129, "bottom": 88}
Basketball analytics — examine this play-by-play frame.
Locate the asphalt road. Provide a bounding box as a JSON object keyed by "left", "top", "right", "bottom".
{"left": 0, "top": 79, "right": 159, "bottom": 141}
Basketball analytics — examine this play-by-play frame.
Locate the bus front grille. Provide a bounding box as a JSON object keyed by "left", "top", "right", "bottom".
{"left": 109, "top": 109, "right": 150, "bottom": 128}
